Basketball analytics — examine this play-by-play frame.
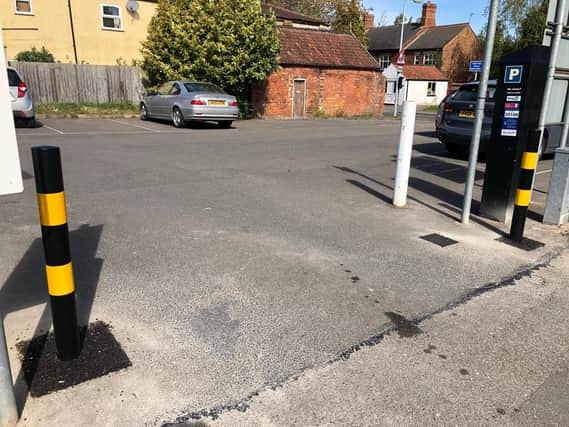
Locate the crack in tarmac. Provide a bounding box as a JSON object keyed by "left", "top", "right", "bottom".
{"left": 158, "top": 242, "right": 568, "bottom": 426}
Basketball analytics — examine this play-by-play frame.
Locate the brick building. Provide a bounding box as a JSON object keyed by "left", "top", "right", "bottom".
{"left": 253, "top": 26, "right": 384, "bottom": 118}
{"left": 367, "top": 2, "right": 478, "bottom": 85}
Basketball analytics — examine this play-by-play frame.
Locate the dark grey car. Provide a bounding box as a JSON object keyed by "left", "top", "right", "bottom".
{"left": 140, "top": 81, "right": 239, "bottom": 128}
{"left": 436, "top": 81, "right": 496, "bottom": 155}
{"left": 436, "top": 80, "right": 561, "bottom": 156}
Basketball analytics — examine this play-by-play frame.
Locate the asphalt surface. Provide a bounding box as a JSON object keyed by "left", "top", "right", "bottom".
{"left": 0, "top": 117, "right": 564, "bottom": 425}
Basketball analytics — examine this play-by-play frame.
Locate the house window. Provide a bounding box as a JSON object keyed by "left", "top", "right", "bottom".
{"left": 427, "top": 82, "right": 436, "bottom": 96}
{"left": 101, "top": 4, "right": 122, "bottom": 31}
{"left": 378, "top": 55, "right": 391, "bottom": 71}
{"left": 423, "top": 52, "right": 436, "bottom": 65}
{"left": 15, "top": 0, "right": 32, "bottom": 14}
{"left": 414, "top": 54, "right": 421, "bottom": 65}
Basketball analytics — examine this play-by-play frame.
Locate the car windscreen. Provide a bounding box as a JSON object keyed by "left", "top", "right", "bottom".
{"left": 7, "top": 70, "right": 22, "bottom": 86}
{"left": 184, "top": 83, "right": 225, "bottom": 93}
{"left": 453, "top": 84, "right": 496, "bottom": 101}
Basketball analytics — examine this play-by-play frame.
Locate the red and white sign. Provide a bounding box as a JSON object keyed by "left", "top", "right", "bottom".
{"left": 396, "top": 50, "right": 406, "bottom": 66}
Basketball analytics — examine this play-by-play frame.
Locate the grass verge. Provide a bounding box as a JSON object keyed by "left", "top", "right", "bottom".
{"left": 36, "top": 103, "right": 139, "bottom": 118}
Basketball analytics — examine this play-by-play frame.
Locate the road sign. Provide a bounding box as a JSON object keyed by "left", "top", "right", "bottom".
{"left": 396, "top": 50, "right": 406, "bottom": 66}
{"left": 0, "top": 27, "right": 24, "bottom": 196}
{"left": 469, "top": 61, "right": 483, "bottom": 72}
{"left": 504, "top": 65, "right": 523, "bottom": 83}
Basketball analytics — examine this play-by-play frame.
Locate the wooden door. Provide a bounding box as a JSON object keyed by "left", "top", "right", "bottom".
{"left": 293, "top": 80, "right": 306, "bottom": 119}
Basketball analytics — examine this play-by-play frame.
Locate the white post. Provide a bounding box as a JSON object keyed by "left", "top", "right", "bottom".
{"left": 393, "top": 101, "right": 416, "bottom": 207}
{"left": 0, "top": 27, "right": 21, "bottom": 427}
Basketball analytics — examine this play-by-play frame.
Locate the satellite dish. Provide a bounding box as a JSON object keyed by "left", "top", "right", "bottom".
{"left": 126, "top": 0, "right": 139, "bottom": 13}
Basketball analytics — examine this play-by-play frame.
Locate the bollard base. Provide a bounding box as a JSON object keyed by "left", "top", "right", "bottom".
{"left": 17, "top": 321, "right": 131, "bottom": 397}
{"left": 50, "top": 294, "right": 81, "bottom": 361}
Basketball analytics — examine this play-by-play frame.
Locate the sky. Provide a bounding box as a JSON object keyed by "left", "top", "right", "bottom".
{"left": 363, "top": 0, "right": 489, "bottom": 34}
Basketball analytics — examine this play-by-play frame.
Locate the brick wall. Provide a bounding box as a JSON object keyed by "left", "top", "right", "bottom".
{"left": 441, "top": 27, "right": 479, "bottom": 84}
{"left": 252, "top": 66, "right": 385, "bottom": 118}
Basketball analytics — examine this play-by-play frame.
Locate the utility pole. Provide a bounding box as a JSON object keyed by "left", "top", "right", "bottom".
{"left": 461, "top": 0, "right": 500, "bottom": 224}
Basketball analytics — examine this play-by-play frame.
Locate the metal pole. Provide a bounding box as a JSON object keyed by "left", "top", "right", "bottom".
{"left": 393, "top": 101, "right": 417, "bottom": 207}
{"left": 461, "top": 0, "right": 500, "bottom": 224}
{"left": 538, "top": 0, "right": 567, "bottom": 146}
{"left": 561, "top": 85, "right": 569, "bottom": 149}
{"left": 0, "top": 317, "right": 18, "bottom": 427}
{"left": 394, "top": 0, "right": 407, "bottom": 117}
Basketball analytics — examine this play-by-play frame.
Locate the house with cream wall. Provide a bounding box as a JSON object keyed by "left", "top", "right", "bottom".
{"left": 1, "top": 0, "right": 157, "bottom": 64}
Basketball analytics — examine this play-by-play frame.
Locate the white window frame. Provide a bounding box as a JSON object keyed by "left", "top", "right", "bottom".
{"left": 378, "top": 55, "right": 391, "bottom": 71}
{"left": 15, "top": 0, "right": 33, "bottom": 15}
{"left": 423, "top": 51, "right": 436, "bottom": 65}
{"left": 101, "top": 4, "right": 123, "bottom": 31}
{"left": 413, "top": 54, "right": 421, "bottom": 65}
{"left": 427, "top": 81, "right": 436, "bottom": 97}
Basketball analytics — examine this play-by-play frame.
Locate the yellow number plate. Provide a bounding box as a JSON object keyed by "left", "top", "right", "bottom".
{"left": 208, "top": 100, "right": 226, "bottom": 106}
{"left": 459, "top": 110, "right": 475, "bottom": 119}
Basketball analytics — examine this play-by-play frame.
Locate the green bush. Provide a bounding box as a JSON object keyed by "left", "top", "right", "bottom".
{"left": 15, "top": 46, "right": 55, "bottom": 63}
{"left": 141, "top": 0, "right": 280, "bottom": 118}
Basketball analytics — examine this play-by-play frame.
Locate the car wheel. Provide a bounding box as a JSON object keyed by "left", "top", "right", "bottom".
{"left": 444, "top": 142, "right": 467, "bottom": 156}
{"left": 172, "top": 107, "right": 185, "bottom": 128}
{"left": 140, "top": 103, "right": 149, "bottom": 121}
{"left": 24, "top": 117, "right": 36, "bottom": 128}
{"left": 218, "top": 121, "right": 233, "bottom": 129}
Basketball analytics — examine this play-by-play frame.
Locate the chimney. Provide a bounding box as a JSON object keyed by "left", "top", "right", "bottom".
{"left": 421, "top": 2, "right": 436, "bottom": 27}
{"left": 364, "top": 12, "right": 375, "bottom": 31}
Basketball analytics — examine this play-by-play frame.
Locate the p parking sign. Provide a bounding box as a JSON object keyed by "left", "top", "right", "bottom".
{"left": 505, "top": 65, "right": 523, "bottom": 84}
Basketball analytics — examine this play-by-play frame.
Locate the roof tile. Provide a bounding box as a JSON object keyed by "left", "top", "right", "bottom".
{"left": 403, "top": 65, "right": 447, "bottom": 81}
{"left": 279, "top": 27, "right": 379, "bottom": 70}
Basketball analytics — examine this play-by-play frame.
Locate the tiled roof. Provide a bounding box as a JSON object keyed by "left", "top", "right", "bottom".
{"left": 367, "top": 23, "right": 470, "bottom": 52}
{"left": 261, "top": 3, "right": 328, "bottom": 26}
{"left": 279, "top": 27, "right": 380, "bottom": 70}
{"left": 403, "top": 65, "right": 447, "bottom": 81}
{"left": 406, "top": 24, "right": 469, "bottom": 50}
{"left": 367, "top": 23, "right": 423, "bottom": 51}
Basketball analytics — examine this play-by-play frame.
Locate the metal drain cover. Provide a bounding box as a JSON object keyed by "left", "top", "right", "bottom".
{"left": 420, "top": 233, "right": 458, "bottom": 247}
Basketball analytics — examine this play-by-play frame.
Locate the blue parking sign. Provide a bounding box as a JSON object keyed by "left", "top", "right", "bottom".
{"left": 505, "top": 65, "right": 523, "bottom": 83}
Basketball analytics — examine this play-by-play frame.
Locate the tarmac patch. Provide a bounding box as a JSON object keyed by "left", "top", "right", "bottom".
{"left": 420, "top": 233, "right": 458, "bottom": 248}
{"left": 384, "top": 312, "right": 423, "bottom": 338}
{"left": 17, "top": 321, "right": 131, "bottom": 397}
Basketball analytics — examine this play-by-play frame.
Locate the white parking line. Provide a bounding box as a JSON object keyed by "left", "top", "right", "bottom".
{"left": 109, "top": 119, "right": 161, "bottom": 133}
{"left": 44, "top": 125, "right": 65, "bottom": 134}
{"left": 536, "top": 169, "right": 553, "bottom": 175}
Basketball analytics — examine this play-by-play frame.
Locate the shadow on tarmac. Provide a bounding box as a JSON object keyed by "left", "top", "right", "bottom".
{"left": 0, "top": 224, "right": 104, "bottom": 413}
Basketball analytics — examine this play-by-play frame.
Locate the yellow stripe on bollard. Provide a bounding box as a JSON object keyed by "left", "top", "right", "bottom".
{"left": 45, "top": 263, "right": 75, "bottom": 296}
{"left": 37, "top": 192, "right": 68, "bottom": 226}
{"left": 515, "top": 189, "right": 532, "bottom": 207}
{"left": 521, "top": 152, "right": 538, "bottom": 170}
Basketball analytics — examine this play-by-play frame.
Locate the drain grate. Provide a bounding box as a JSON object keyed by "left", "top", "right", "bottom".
{"left": 420, "top": 233, "right": 458, "bottom": 248}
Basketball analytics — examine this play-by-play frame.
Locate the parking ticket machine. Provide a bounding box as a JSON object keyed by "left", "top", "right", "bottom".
{"left": 480, "top": 45, "right": 549, "bottom": 223}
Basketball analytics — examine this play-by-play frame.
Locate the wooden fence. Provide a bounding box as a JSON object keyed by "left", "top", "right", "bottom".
{"left": 9, "top": 62, "right": 144, "bottom": 104}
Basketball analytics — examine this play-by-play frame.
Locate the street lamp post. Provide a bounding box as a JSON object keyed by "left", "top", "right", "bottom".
{"left": 394, "top": 0, "right": 422, "bottom": 117}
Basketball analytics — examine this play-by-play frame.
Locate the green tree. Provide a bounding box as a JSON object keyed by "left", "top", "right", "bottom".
{"left": 393, "top": 13, "right": 412, "bottom": 25}
{"left": 518, "top": 0, "right": 549, "bottom": 48}
{"left": 267, "top": 0, "right": 335, "bottom": 20}
{"left": 141, "top": 0, "right": 279, "bottom": 113}
{"left": 15, "top": 46, "right": 55, "bottom": 62}
{"left": 499, "top": 0, "right": 542, "bottom": 39}
{"left": 333, "top": 0, "right": 368, "bottom": 45}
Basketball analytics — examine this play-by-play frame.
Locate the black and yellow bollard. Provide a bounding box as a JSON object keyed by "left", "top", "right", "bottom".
{"left": 32, "top": 146, "right": 80, "bottom": 361}
{"left": 510, "top": 130, "right": 540, "bottom": 242}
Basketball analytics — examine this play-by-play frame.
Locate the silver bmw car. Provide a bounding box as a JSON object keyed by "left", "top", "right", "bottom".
{"left": 8, "top": 67, "right": 35, "bottom": 127}
{"left": 140, "top": 81, "right": 239, "bottom": 128}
